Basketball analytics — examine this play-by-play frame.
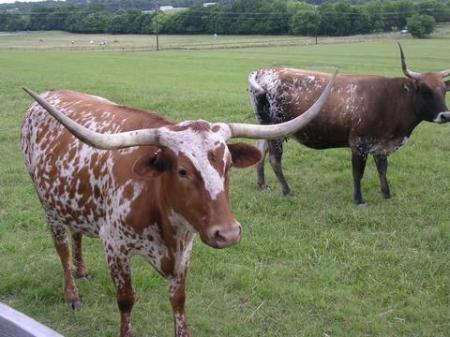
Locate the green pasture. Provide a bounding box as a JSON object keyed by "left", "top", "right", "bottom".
{"left": 0, "top": 31, "right": 449, "bottom": 337}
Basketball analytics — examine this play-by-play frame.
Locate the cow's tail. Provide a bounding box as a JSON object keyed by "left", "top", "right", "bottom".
{"left": 248, "top": 71, "right": 271, "bottom": 125}
{"left": 248, "top": 71, "right": 271, "bottom": 161}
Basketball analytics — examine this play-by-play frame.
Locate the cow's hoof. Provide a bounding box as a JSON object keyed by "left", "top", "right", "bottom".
{"left": 75, "top": 272, "right": 92, "bottom": 280}
{"left": 258, "top": 184, "right": 270, "bottom": 191}
{"left": 283, "top": 190, "right": 295, "bottom": 197}
{"left": 357, "top": 202, "right": 368, "bottom": 208}
{"left": 382, "top": 193, "right": 391, "bottom": 199}
{"left": 282, "top": 189, "right": 293, "bottom": 196}
{"left": 67, "top": 300, "right": 81, "bottom": 311}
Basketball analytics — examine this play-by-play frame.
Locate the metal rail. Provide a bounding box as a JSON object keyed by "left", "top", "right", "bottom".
{"left": 0, "top": 303, "right": 64, "bottom": 337}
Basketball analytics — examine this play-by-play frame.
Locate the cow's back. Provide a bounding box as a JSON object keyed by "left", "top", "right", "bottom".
{"left": 21, "top": 90, "right": 171, "bottom": 236}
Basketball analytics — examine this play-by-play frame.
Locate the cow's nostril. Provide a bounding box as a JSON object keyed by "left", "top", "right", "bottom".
{"left": 206, "top": 224, "right": 242, "bottom": 248}
{"left": 214, "top": 230, "right": 224, "bottom": 241}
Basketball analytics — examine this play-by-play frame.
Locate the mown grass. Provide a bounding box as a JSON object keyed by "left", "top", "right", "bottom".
{"left": 0, "top": 32, "right": 449, "bottom": 337}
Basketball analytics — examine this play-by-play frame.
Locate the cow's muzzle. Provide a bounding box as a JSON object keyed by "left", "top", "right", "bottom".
{"left": 204, "top": 222, "right": 242, "bottom": 249}
{"left": 434, "top": 112, "right": 450, "bottom": 123}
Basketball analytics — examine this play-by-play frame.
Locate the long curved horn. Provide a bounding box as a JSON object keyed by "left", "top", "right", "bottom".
{"left": 23, "top": 88, "right": 162, "bottom": 150}
{"left": 435, "top": 111, "right": 450, "bottom": 123}
{"left": 398, "top": 42, "right": 421, "bottom": 79}
{"left": 439, "top": 70, "right": 450, "bottom": 78}
{"left": 227, "top": 69, "right": 338, "bottom": 140}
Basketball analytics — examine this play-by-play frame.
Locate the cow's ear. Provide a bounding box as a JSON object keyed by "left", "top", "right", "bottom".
{"left": 403, "top": 79, "right": 417, "bottom": 93}
{"left": 228, "top": 143, "right": 262, "bottom": 168}
{"left": 445, "top": 80, "right": 450, "bottom": 91}
{"left": 133, "top": 149, "right": 172, "bottom": 178}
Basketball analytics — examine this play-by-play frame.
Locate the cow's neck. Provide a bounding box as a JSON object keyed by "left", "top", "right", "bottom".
{"left": 155, "top": 180, "right": 196, "bottom": 278}
{"left": 396, "top": 78, "right": 423, "bottom": 135}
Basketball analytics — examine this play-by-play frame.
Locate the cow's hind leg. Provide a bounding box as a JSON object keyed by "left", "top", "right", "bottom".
{"left": 373, "top": 154, "right": 391, "bottom": 199}
{"left": 351, "top": 150, "right": 368, "bottom": 206}
{"left": 104, "top": 243, "right": 135, "bottom": 337}
{"left": 256, "top": 139, "right": 269, "bottom": 190}
{"left": 71, "top": 232, "right": 90, "bottom": 279}
{"left": 268, "top": 139, "right": 291, "bottom": 196}
{"left": 49, "top": 220, "right": 81, "bottom": 310}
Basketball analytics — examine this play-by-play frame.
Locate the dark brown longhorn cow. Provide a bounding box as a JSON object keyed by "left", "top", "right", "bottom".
{"left": 20, "top": 72, "right": 335, "bottom": 337}
{"left": 250, "top": 44, "right": 450, "bottom": 205}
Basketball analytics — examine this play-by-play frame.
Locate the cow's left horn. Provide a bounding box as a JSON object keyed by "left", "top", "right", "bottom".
{"left": 227, "top": 69, "right": 338, "bottom": 140}
{"left": 398, "top": 42, "right": 422, "bottom": 80}
{"left": 439, "top": 70, "right": 450, "bottom": 78}
{"left": 23, "top": 88, "right": 163, "bottom": 150}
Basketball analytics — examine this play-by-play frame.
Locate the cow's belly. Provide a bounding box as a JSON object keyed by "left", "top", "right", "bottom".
{"left": 367, "top": 136, "right": 409, "bottom": 156}
{"left": 32, "top": 174, "right": 105, "bottom": 237}
{"left": 349, "top": 135, "right": 410, "bottom": 156}
{"left": 292, "top": 126, "right": 349, "bottom": 149}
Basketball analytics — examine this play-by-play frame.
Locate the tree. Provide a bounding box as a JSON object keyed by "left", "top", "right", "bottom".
{"left": 289, "top": 2, "right": 319, "bottom": 36}
{"left": 363, "top": 0, "right": 386, "bottom": 32}
{"left": 393, "top": 0, "right": 416, "bottom": 30}
{"left": 80, "top": 12, "right": 110, "bottom": 33}
{"left": 318, "top": 3, "right": 339, "bottom": 35}
{"left": 407, "top": 14, "right": 436, "bottom": 38}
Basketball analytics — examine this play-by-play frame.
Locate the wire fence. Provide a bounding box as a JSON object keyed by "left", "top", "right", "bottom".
{"left": 0, "top": 27, "right": 444, "bottom": 53}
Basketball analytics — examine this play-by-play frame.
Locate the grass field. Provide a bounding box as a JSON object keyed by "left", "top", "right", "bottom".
{"left": 0, "top": 31, "right": 450, "bottom": 337}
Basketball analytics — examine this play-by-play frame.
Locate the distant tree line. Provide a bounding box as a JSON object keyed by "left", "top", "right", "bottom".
{"left": 1, "top": 0, "right": 450, "bottom": 36}
{"left": 0, "top": 0, "right": 230, "bottom": 12}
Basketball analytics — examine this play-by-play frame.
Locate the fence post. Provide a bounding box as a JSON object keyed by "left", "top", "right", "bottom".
{"left": 154, "top": 4, "right": 160, "bottom": 51}
{"left": 314, "top": 5, "right": 318, "bottom": 45}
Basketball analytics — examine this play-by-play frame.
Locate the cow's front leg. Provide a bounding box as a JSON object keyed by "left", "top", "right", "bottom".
{"left": 169, "top": 276, "right": 190, "bottom": 337}
{"left": 256, "top": 139, "right": 269, "bottom": 190}
{"left": 104, "top": 245, "right": 135, "bottom": 337}
{"left": 268, "top": 138, "right": 291, "bottom": 196}
{"left": 351, "top": 150, "right": 368, "bottom": 206}
{"left": 373, "top": 154, "right": 391, "bottom": 199}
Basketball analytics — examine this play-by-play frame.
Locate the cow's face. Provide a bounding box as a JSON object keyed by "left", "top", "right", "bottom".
{"left": 413, "top": 74, "right": 450, "bottom": 123}
{"left": 133, "top": 121, "right": 261, "bottom": 248}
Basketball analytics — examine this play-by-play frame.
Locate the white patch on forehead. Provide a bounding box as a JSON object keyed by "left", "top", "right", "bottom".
{"left": 159, "top": 123, "right": 231, "bottom": 200}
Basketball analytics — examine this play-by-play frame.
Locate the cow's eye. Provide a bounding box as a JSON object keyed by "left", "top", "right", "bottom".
{"left": 178, "top": 169, "right": 188, "bottom": 177}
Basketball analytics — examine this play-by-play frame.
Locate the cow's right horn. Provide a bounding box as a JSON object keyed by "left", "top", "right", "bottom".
{"left": 23, "top": 88, "right": 163, "bottom": 150}
{"left": 398, "top": 42, "right": 422, "bottom": 79}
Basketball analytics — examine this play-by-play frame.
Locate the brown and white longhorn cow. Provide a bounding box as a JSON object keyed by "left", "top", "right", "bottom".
{"left": 250, "top": 44, "right": 450, "bottom": 205}
{"left": 20, "top": 73, "right": 335, "bottom": 337}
